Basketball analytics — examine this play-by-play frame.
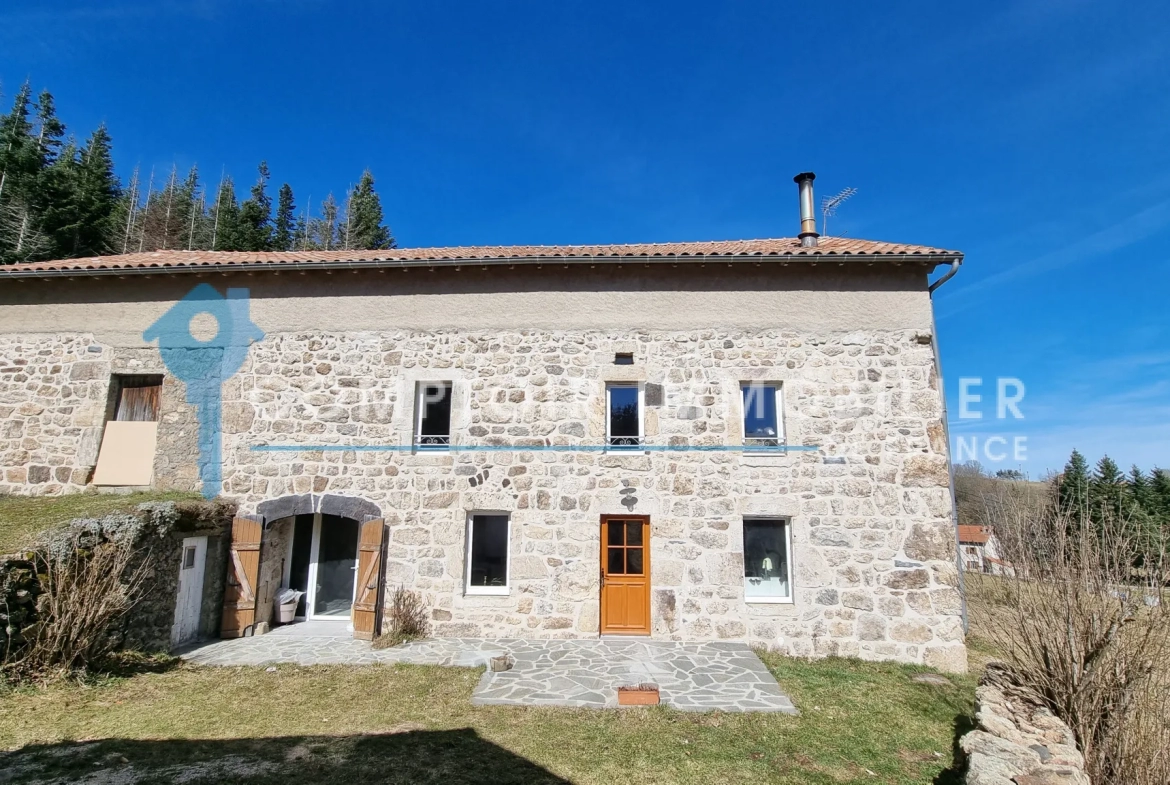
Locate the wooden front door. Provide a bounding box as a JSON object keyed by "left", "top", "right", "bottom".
{"left": 600, "top": 516, "right": 651, "bottom": 635}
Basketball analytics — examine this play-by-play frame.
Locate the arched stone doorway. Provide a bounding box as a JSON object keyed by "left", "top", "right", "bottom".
{"left": 240, "top": 494, "right": 384, "bottom": 639}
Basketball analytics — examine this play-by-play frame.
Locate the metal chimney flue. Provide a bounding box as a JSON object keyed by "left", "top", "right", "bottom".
{"left": 793, "top": 172, "right": 819, "bottom": 247}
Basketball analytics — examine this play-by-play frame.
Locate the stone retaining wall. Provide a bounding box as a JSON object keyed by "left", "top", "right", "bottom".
{"left": 961, "top": 663, "right": 1090, "bottom": 784}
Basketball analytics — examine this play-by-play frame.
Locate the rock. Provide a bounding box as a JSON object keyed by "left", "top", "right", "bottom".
{"left": 902, "top": 454, "right": 950, "bottom": 487}
{"left": 884, "top": 568, "right": 931, "bottom": 590}
{"left": 856, "top": 613, "right": 887, "bottom": 641}
{"left": 904, "top": 523, "right": 955, "bottom": 562}
{"left": 910, "top": 673, "right": 952, "bottom": 687}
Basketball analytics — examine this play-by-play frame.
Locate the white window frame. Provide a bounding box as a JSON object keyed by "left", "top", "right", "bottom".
{"left": 740, "top": 382, "right": 785, "bottom": 453}
{"left": 742, "top": 516, "right": 794, "bottom": 604}
{"left": 414, "top": 381, "right": 453, "bottom": 450}
{"left": 605, "top": 383, "right": 644, "bottom": 450}
{"left": 464, "top": 512, "right": 511, "bottom": 596}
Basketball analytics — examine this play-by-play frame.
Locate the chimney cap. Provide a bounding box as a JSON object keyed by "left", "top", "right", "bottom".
{"left": 793, "top": 171, "right": 816, "bottom": 183}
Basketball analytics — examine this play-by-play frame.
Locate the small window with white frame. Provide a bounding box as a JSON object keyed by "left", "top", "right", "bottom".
{"left": 415, "top": 381, "right": 452, "bottom": 449}
{"left": 741, "top": 382, "right": 784, "bottom": 450}
{"left": 465, "top": 513, "right": 510, "bottom": 595}
{"left": 606, "top": 383, "right": 643, "bottom": 449}
{"left": 743, "top": 517, "right": 793, "bottom": 602}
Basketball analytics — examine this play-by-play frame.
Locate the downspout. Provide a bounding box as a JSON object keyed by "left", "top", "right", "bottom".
{"left": 928, "top": 260, "right": 968, "bottom": 633}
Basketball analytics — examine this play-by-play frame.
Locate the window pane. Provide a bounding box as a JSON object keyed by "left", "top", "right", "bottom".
{"left": 625, "top": 521, "right": 643, "bottom": 546}
{"left": 470, "top": 515, "right": 508, "bottom": 587}
{"left": 607, "top": 547, "right": 625, "bottom": 575}
{"left": 743, "top": 518, "right": 790, "bottom": 599}
{"left": 608, "top": 523, "right": 625, "bottom": 546}
{"left": 626, "top": 548, "right": 643, "bottom": 575}
{"left": 608, "top": 386, "right": 640, "bottom": 438}
{"left": 420, "top": 384, "right": 452, "bottom": 436}
{"left": 742, "top": 385, "right": 778, "bottom": 438}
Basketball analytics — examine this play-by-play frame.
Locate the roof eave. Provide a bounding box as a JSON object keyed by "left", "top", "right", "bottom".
{"left": 0, "top": 252, "right": 964, "bottom": 279}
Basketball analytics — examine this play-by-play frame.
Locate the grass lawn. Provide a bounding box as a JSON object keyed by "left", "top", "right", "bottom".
{"left": 0, "top": 654, "right": 974, "bottom": 785}
{"left": 0, "top": 490, "right": 203, "bottom": 552}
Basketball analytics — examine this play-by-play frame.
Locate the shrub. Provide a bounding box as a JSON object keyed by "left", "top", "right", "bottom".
{"left": 968, "top": 498, "right": 1170, "bottom": 785}
{"left": 2, "top": 531, "right": 151, "bottom": 682}
{"left": 373, "top": 586, "right": 429, "bottom": 649}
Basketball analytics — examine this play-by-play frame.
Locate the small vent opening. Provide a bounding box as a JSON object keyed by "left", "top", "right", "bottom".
{"left": 614, "top": 352, "right": 634, "bottom": 365}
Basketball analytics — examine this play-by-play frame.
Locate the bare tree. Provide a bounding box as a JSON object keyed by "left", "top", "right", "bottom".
{"left": 968, "top": 497, "right": 1170, "bottom": 785}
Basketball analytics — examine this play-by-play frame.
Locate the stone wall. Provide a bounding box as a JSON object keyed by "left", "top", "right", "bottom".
{"left": 0, "top": 501, "right": 233, "bottom": 660}
{"left": 961, "top": 663, "right": 1090, "bottom": 784}
{"left": 0, "top": 326, "right": 966, "bottom": 670}
{"left": 0, "top": 334, "right": 109, "bottom": 494}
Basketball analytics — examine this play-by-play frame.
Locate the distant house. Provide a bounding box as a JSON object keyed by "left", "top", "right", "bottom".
{"left": 957, "top": 525, "right": 1010, "bottom": 576}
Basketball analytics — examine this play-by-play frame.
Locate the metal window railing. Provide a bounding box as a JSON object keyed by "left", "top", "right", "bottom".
{"left": 744, "top": 436, "right": 785, "bottom": 450}
{"left": 606, "top": 436, "right": 643, "bottom": 449}
{"left": 415, "top": 434, "right": 451, "bottom": 449}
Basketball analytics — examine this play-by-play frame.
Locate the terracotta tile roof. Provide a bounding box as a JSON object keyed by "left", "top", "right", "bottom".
{"left": 0, "top": 237, "right": 962, "bottom": 278}
{"left": 958, "top": 525, "right": 992, "bottom": 545}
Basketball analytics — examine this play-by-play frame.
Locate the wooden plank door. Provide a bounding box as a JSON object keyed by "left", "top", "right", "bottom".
{"left": 600, "top": 516, "right": 651, "bottom": 635}
{"left": 171, "top": 535, "right": 208, "bottom": 647}
{"left": 352, "top": 518, "right": 385, "bottom": 641}
{"left": 220, "top": 517, "right": 262, "bottom": 638}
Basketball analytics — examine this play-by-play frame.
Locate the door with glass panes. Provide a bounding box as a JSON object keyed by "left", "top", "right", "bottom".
{"left": 599, "top": 516, "right": 651, "bottom": 635}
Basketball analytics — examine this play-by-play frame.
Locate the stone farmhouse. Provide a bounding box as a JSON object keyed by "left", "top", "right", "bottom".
{"left": 0, "top": 174, "right": 969, "bottom": 672}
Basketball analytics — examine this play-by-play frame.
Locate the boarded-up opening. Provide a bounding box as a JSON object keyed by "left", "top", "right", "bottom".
{"left": 93, "top": 375, "right": 163, "bottom": 487}
{"left": 113, "top": 376, "right": 163, "bottom": 422}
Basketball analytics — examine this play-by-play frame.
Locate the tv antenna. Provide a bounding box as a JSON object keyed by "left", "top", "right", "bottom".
{"left": 821, "top": 187, "right": 857, "bottom": 237}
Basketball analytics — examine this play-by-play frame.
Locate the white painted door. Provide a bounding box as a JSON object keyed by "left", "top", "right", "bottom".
{"left": 171, "top": 536, "right": 208, "bottom": 646}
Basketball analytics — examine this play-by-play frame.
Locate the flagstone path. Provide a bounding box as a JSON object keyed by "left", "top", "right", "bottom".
{"left": 180, "top": 626, "right": 796, "bottom": 713}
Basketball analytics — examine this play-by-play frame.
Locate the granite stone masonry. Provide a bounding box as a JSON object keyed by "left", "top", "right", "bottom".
{"left": 0, "top": 241, "right": 968, "bottom": 672}
{"left": 0, "top": 324, "right": 966, "bottom": 671}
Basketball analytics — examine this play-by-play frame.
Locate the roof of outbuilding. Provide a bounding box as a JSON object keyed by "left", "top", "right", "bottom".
{"left": 958, "top": 525, "right": 992, "bottom": 545}
{"left": 0, "top": 237, "right": 962, "bottom": 278}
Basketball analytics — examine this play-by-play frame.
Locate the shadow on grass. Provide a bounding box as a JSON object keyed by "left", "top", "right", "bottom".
{"left": 93, "top": 650, "right": 183, "bottom": 678}
{"left": 3, "top": 728, "right": 573, "bottom": 784}
{"left": 932, "top": 713, "right": 975, "bottom": 785}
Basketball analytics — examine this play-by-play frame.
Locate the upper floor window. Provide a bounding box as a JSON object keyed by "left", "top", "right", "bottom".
{"left": 415, "top": 382, "right": 452, "bottom": 449}
{"left": 606, "top": 384, "right": 642, "bottom": 449}
{"left": 741, "top": 382, "right": 783, "bottom": 450}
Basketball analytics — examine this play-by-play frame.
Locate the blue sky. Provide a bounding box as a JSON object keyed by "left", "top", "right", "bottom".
{"left": 3, "top": 0, "right": 1168, "bottom": 477}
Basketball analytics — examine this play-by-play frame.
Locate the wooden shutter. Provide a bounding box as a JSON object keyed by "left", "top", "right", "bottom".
{"left": 220, "top": 517, "right": 263, "bottom": 638}
{"left": 352, "top": 518, "right": 386, "bottom": 641}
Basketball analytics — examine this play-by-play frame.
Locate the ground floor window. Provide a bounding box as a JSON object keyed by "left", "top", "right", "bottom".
{"left": 743, "top": 517, "right": 792, "bottom": 602}
{"left": 466, "top": 514, "right": 510, "bottom": 595}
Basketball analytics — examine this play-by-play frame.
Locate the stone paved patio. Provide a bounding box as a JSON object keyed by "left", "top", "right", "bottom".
{"left": 179, "top": 627, "right": 796, "bottom": 713}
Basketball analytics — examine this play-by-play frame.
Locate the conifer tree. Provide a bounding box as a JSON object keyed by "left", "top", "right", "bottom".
{"left": 309, "top": 193, "right": 339, "bottom": 250}
{"left": 1057, "top": 449, "right": 1090, "bottom": 513}
{"left": 0, "top": 83, "right": 44, "bottom": 262}
{"left": 238, "top": 161, "right": 273, "bottom": 251}
{"left": 1129, "top": 465, "right": 1154, "bottom": 514}
{"left": 33, "top": 90, "right": 65, "bottom": 170}
{"left": 273, "top": 182, "right": 295, "bottom": 252}
{"left": 1152, "top": 468, "right": 1170, "bottom": 519}
{"left": 345, "top": 169, "right": 394, "bottom": 250}
{"left": 210, "top": 176, "right": 243, "bottom": 251}
{"left": 1090, "top": 455, "right": 1125, "bottom": 521}
{"left": 0, "top": 83, "right": 36, "bottom": 204}
{"left": 65, "top": 125, "right": 121, "bottom": 256}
